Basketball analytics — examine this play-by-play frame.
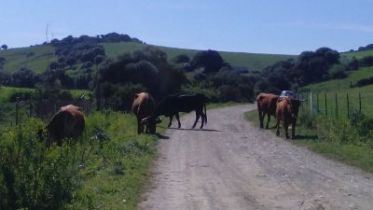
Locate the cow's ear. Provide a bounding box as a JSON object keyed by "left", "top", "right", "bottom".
{"left": 133, "top": 93, "right": 139, "bottom": 99}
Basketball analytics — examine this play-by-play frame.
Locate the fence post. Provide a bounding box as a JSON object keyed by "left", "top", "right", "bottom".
{"left": 359, "top": 92, "right": 362, "bottom": 114}
{"left": 335, "top": 93, "right": 338, "bottom": 119}
{"left": 347, "top": 93, "right": 350, "bottom": 119}
{"left": 324, "top": 93, "right": 328, "bottom": 117}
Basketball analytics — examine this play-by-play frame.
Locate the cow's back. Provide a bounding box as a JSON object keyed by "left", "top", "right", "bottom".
{"left": 276, "top": 98, "right": 293, "bottom": 123}
{"left": 47, "top": 104, "right": 85, "bottom": 145}
{"left": 257, "top": 93, "right": 279, "bottom": 115}
{"left": 132, "top": 92, "right": 155, "bottom": 119}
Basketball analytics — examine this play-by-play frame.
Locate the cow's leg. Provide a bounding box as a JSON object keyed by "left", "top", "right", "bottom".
{"left": 137, "top": 118, "right": 143, "bottom": 134}
{"left": 258, "top": 111, "right": 264, "bottom": 128}
{"left": 266, "top": 114, "right": 271, "bottom": 129}
{"left": 199, "top": 111, "right": 205, "bottom": 129}
{"left": 192, "top": 112, "right": 200, "bottom": 129}
{"left": 284, "top": 122, "right": 289, "bottom": 139}
{"left": 291, "top": 119, "right": 296, "bottom": 139}
{"left": 168, "top": 115, "right": 173, "bottom": 128}
{"left": 276, "top": 119, "right": 280, "bottom": 136}
{"left": 175, "top": 113, "right": 181, "bottom": 128}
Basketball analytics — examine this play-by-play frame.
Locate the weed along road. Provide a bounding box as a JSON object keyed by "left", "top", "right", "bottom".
{"left": 139, "top": 104, "right": 373, "bottom": 210}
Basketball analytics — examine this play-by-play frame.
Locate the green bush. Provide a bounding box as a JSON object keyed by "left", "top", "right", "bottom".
{"left": 0, "top": 119, "right": 80, "bottom": 210}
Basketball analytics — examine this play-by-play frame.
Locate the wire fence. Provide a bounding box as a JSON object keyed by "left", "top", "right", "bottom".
{"left": 300, "top": 91, "right": 365, "bottom": 120}
{"left": 7, "top": 97, "right": 95, "bottom": 126}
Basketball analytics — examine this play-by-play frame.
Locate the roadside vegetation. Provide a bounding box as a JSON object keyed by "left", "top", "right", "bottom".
{"left": 0, "top": 111, "right": 164, "bottom": 210}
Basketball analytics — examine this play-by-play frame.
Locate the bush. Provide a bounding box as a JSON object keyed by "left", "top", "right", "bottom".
{"left": 0, "top": 119, "right": 80, "bottom": 210}
{"left": 329, "top": 64, "right": 347, "bottom": 79}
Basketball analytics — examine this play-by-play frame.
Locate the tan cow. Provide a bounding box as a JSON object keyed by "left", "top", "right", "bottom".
{"left": 275, "top": 97, "right": 301, "bottom": 139}
{"left": 256, "top": 93, "right": 279, "bottom": 129}
{"left": 46, "top": 104, "right": 85, "bottom": 145}
{"left": 132, "top": 92, "right": 156, "bottom": 134}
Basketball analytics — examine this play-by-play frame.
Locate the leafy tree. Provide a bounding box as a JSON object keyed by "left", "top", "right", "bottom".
{"left": 1, "top": 44, "right": 8, "bottom": 50}
{"left": 173, "top": 54, "right": 190, "bottom": 63}
{"left": 11, "top": 67, "right": 38, "bottom": 87}
{"left": 191, "top": 50, "right": 224, "bottom": 73}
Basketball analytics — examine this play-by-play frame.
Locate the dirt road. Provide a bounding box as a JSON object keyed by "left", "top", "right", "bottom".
{"left": 139, "top": 104, "right": 373, "bottom": 210}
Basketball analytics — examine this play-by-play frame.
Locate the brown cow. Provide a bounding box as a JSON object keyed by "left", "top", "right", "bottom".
{"left": 256, "top": 93, "right": 279, "bottom": 129}
{"left": 132, "top": 92, "right": 156, "bottom": 134}
{"left": 46, "top": 104, "right": 85, "bottom": 146}
{"left": 275, "top": 97, "right": 301, "bottom": 139}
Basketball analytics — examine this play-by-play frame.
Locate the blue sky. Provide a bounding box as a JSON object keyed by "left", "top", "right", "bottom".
{"left": 1, "top": 0, "right": 373, "bottom": 54}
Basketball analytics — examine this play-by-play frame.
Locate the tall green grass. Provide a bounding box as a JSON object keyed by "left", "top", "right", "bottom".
{"left": 0, "top": 111, "right": 162, "bottom": 210}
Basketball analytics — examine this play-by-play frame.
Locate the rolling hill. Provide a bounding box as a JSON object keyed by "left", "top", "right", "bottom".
{"left": 301, "top": 66, "right": 373, "bottom": 118}
{"left": 0, "top": 41, "right": 294, "bottom": 74}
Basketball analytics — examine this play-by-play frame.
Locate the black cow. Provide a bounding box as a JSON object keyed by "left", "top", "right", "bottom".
{"left": 143, "top": 93, "right": 207, "bottom": 130}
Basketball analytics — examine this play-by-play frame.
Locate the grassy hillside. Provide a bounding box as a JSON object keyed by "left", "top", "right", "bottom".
{"left": 102, "top": 42, "right": 294, "bottom": 71}
{"left": 0, "top": 45, "right": 56, "bottom": 74}
{"left": 343, "top": 49, "right": 373, "bottom": 59}
{"left": 1, "top": 42, "right": 293, "bottom": 74}
{"left": 301, "top": 66, "right": 373, "bottom": 118}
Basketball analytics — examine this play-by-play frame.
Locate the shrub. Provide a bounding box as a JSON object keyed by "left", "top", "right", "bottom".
{"left": 0, "top": 119, "right": 80, "bottom": 210}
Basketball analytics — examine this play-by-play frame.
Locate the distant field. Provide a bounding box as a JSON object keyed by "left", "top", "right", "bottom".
{"left": 343, "top": 49, "right": 373, "bottom": 59}
{"left": 0, "top": 45, "right": 56, "bottom": 74}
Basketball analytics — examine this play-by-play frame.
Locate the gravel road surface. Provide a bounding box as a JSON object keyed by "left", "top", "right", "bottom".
{"left": 139, "top": 104, "right": 373, "bottom": 210}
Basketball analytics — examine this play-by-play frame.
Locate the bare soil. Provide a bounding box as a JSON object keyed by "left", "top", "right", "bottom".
{"left": 139, "top": 104, "right": 373, "bottom": 210}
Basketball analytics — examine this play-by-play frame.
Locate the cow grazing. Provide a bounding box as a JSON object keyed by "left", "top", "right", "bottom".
{"left": 132, "top": 92, "right": 156, "bottom": 134}
{"left": 256, "top": 93, "right": 279, "bottom": 129}
{"left": 275, "top": 97, "right": 301, "bottom": 139}
{"left": 143, "top": 93, "right": 207, "bottom": 130}
{"left": 46, "top": 104, "right": 85, "bottom": 146}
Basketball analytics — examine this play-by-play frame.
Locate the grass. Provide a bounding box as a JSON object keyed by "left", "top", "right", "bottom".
{"left": 244, "top": 109, "right": 373, "bottom": 173}
{"left": 69, "top": 111, "right": 169, "bottom": 210}
{"left": 343, "top": 49, "right": 373, "bottom": 59}
{"left": 0, "top": 109, "right": 167, "bottom": 210}
{"left": 0, "top": 45, "right": 56, "bottom": 74}
{"left": 0, "top": 86, "right": 34, "bottom": 102}
{"left": 102, "top": 42, "right": 294, "bottom": 71}
{"left": 301, "top": 66, "right": 373, "bottom": 118}
{"left": 0, "top": 41, "right": 293, "bottom": 74}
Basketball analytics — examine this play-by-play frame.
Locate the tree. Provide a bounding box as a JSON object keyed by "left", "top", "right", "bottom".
{"left": 1, "top": 44, "right": 8, "bottom": 50}
{"left": 191, "top": 50, "right": 224, "bottom": 73}
{"left": 173, "top": 54, "right": 190, "bottom": 63}
{"left": 11, "top": 68, "right": 38, "bottom": 87}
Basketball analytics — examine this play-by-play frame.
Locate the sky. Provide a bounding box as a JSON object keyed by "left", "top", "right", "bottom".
{"left": 1, "top": 0, "right": 373, "bottom": 54}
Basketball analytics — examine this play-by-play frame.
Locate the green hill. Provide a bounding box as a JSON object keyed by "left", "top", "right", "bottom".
{"left": 0, "top": 42, "right": 294, "bottom": 74}
{"left": 302, "top": 66, "right": 373, "bottom": 118}
{"left": 0, "top": 45, "right": 56, "bottom": 74}
{"left": 102, "top": 42, "right": 294, "bottom": 71}
{"left": 343, "top": 49, "right": 373, "bottom": 59}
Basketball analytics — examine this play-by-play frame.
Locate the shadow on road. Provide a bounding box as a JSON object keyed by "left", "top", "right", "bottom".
{"left": 159, "top": 126, "right": 220, "bottom": 132}
{"left": 155, "top": 133, "right": 170, "bottom": 139}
